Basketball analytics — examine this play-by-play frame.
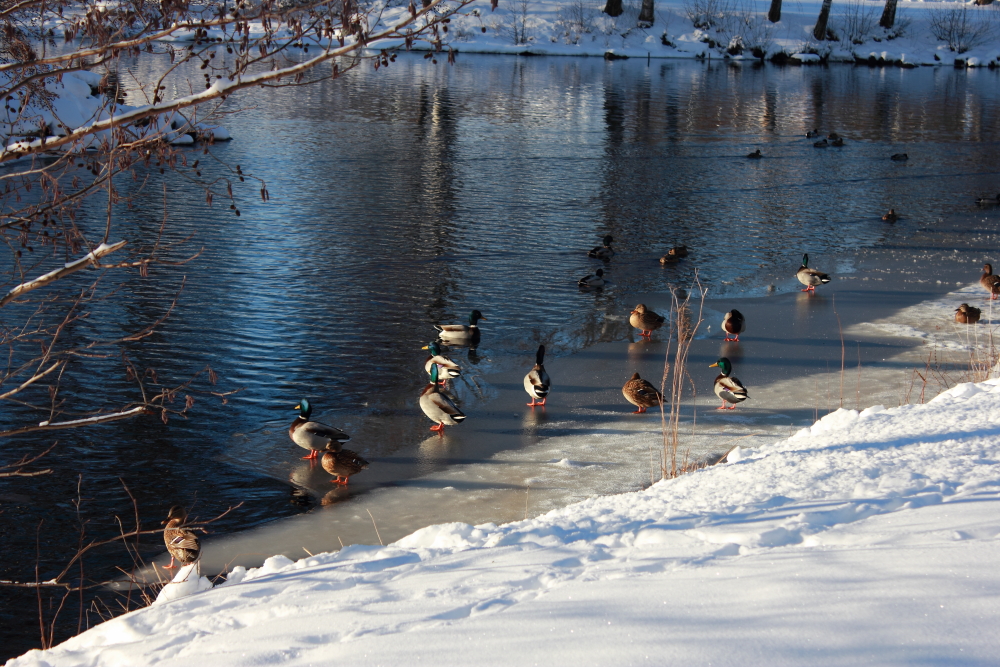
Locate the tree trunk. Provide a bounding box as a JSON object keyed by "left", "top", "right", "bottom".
{"left": 767, "top": 0, "right": 781, "bottom": 23}
{"left": 878, "top": 0, "right": 897, "bottom": 28}
{"left": 604, "top": 0, "right": 623, "bottom": 17}
{"left": 638, "top": 0, "right": 655, "bottom": 26}
{"left": 813, "top": 0, "right": 833, "bottom": 40}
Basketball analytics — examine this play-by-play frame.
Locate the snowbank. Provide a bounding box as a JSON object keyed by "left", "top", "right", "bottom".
{"left": 9, "top": 378, "right": 1000, "bottom": 666}
{"left": 1, "top": 70, "right": 230, "bottom": 158}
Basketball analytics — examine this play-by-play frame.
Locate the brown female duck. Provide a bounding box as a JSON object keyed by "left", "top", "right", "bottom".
{"left": 629, "top": 304, "right": 665, "bottom": 338}
{"left": 955, "top": 304, "right": 981, "bottom": 324}
{"left": 981, "top": 264, "right": 1000, "bottom": 300}
{"left": 622, "top": 372, "right": 663, "bottom": 414}
{"left": 322, "top": 449, "right": 369, "bottom": 486}
{"left": 163, "top": 506, "right": 200, "bottom": 569}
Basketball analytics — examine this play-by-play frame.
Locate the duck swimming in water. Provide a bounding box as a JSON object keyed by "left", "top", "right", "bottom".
{"left": 588, "top": 235, "right": 615, "bottom": 260}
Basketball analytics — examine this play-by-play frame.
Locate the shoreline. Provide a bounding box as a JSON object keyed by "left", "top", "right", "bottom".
{"left": 181, "top": 206, "right": 1000, "bottom": 575}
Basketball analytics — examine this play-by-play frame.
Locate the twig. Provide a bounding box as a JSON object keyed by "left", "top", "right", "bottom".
{"left": 366, "top": 509, "right": 383, "bottom": 547}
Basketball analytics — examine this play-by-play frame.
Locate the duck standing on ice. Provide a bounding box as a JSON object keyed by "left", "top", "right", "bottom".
{"left": 524, "top": 344, "right": 551, "bottom": 407}
{"left": 709, "top": 358, "right": 748, "bottom": 410}
{"left": 290, "top": 399, "right": 350, "bottom": 460}
{"left": 796, "top": 254, "right": 831, "bottom": 292}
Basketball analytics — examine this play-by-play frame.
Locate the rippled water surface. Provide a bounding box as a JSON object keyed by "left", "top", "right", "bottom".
{"left": 3, "top": 55, "right": 1000, "bottom": 656}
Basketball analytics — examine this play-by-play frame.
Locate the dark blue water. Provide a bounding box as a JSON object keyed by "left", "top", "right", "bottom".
{"left": 2, "top": 55, "right": 1000, "bottom": 658}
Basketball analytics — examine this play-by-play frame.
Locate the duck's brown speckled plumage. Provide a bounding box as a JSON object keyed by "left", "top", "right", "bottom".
{"left": 163, "top": 506, "right": 200, "bottom": 568}
{"left": 981, "top": 264, "right": 1000, "bottom": 300}
{"left": 622, "top": 372, "right": 663, "bottom": 414}
{"left": 322, "top": 449, "right": 369, "bottom": 485}
{"left": 629, "top": 304, "right": 665, "bottom": 337}
{"left": 955, "top": 303, "right": 982, "bottom": 324}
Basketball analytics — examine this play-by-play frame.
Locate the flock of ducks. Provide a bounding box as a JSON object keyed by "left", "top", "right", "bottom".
{"left": 159, "top": 231, "right": 1000, "bottom": 568}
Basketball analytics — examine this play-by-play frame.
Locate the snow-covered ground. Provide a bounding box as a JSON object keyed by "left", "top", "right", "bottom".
{"left": 418, "top": 0, "right": 1000, "bottom": 67}
{"left": 10, "top": 374, "right": 1000, "bottom": 666}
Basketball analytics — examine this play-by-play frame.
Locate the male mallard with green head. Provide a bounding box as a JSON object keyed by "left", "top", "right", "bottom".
{"left": 420, "top": 365, "right": 466, "bottom": 432}
{"left": 290, "top": 399, "right": 350, "bottom": 460}
{"left": 709, "top": 358, "right": 748, "bottom": 410}
{"left": 435, "top": 310, "right": 485, "bottom": 344}
{"left": 524, "top": 344, "right": 551, "bottom": 407}
{"left": 622, "top": 372, "right": 663, "bottom": 414}
{"left": 796, "top": 254, "right": 831, "bottom": 292}
{"left": 163, "top": 506, "right": 200, "bottom": 570}
{"left": 588, "top": 235, "right": 615, "bottom": 260}
{"left": 722, "top": 309, "right": 745, "bottom": 342}
{"left": 578, "top": 268, "right": 605, "bottom": 288}
{"left": 629, "top": 304, "right": 665, "bottom": 338}
{"left": 981, "top": 264, "right": 1000, "bottom": 300}
{"left": 322, "top": 449, "right": 369, "bottom": 486}
{"left": 955, "top": 303, "right": 981, "bottom": 324}
{"left": 422, "top": 341, "right": 461, "bottom": 384}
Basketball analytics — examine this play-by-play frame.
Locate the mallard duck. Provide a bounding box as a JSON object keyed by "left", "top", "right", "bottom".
{"left": 709, "top": 358, "right": 748, "bottom": 410}
{"left": 796, "top": 254, "right": 831, "bottom": 292}
{"left": 747, "top": 149, "right": 762, "bottom": 159}
{"left": 806, "top": 129, "right": 819, "bottom": 138}
{"left": 955, "top": 303, "right": 982, "bottom": 324}
{"left": 831, "top": 137, "right": 844, "bottom": 147}
{"left": 578, "top": 268, "right": 605, "bottom": 288}
{"left": 290, "top": 399, "right": 350, "bottom": 460}
{"left": 891, "top": 153, "right": 908, "bottom": 161}
{"left": 630, "top": 303, "right": 665, "bottom": 338}
{"left": 882, "top": 208, "right": 898, "bottom": 222}
{"left": 659, "top": 246, "right": 688, "bottom": 263}
{"left": 622, "top": 372, "right": 663, "bottom": 414}
{"left": 420, "top": 364, "right": 466, "bottom": 432}
{"left": 163, "top": 506, "right": 200, "bottom": 569}
{"left": 523, "top": 344, "right": 551, "bottom": 407}
{"left": 722, "top": 309, "right": 745, "bottom": 342}
{"left": 588, "top": 235, "right": 615, "bottom": 260}
{"left": 813, "top": 139, "right": 829, "bottom": 148}
{"left": 434, "top": 310, "right": 485, "bottom": 343}
{"left": 827, "top": 132, "right": 840, "bottom": 140}
{"left": 976, "top": 193, "right": 1000, "bottom": 205}
{"left": 321, "top": 449, "right": 369, "bottom": 486}
{"left": 981, "top": 264, "right": 1000, "bottom": 300}
{"left": 422, "top": 341, "right": 461, "bottom": 384}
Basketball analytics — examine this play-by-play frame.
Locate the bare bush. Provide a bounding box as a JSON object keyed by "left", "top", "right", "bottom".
{"left": 928, "top": 5, "right": 995, "bottom": 53}
{"left": 836, "top": 0, "right": 878, "bottom": 45}
{"left": 555, "top": 0, "right": 599, "bottom": 43}
{"left": 684, "top": 0, "right": 735, "bottom": 29}
{"left": 493, "top": 0, "right": 535, "bottom": 44}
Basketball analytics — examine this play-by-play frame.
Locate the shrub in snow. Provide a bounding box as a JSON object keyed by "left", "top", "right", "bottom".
{"left": 555, "top": 0, "right": 599, "bottom": 44}
{"left": 835, "top": 0, "right": 878, "bottom": 45}
{"left": 928, "top": 5, "right": 995, "bottom": 53}
{"left": 492, "top": 0, "right": 536, "bottom": 44}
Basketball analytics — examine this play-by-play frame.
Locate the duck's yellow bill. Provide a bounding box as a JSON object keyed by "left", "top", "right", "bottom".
{"left": 294, "top": 403, "right": 301, "bottom": 410}
{"left": 421, "top": 345, "right": 429, "bottom": 350}
{"left": 709, "top": 362, "right": 719, "bottom": 368}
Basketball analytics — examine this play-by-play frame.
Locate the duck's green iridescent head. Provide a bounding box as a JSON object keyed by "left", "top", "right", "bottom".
{"left": 469, "top": 310, "right": 485, "bottom": 325}
{"left": 709, "top": 358, "right": 733, "bottom": 376}
{"left": 602, "top": 235, "right": 614, "bottom": 247}
{"left": 801, "top": 253, "right": 809, "bottom": 268}
{"left": 295, "top": 399, "right": 312, "bottom": 419}
{"left": 423, "top": 341, "right": 442, "bottom": 356}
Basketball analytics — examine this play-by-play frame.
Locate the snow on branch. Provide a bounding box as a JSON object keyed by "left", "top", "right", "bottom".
{"left": 0, "top": 240, "right": 127, "bottom": 308}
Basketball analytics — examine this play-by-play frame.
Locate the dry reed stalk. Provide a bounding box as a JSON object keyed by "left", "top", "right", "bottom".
{"left": 658, "top": 274, "right": 706, "bottom": 480}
